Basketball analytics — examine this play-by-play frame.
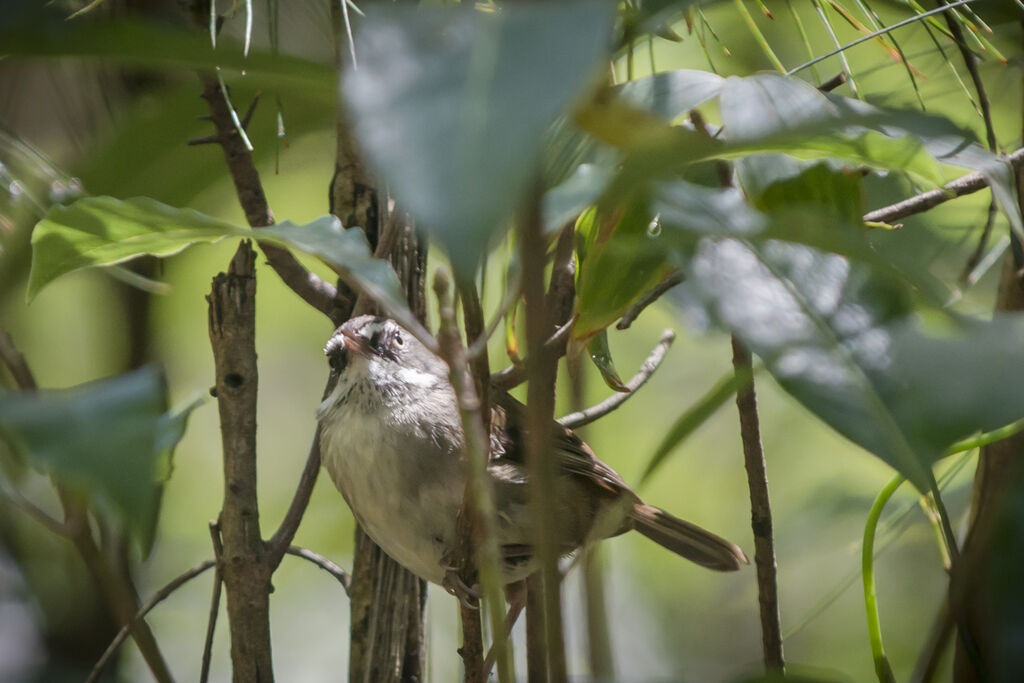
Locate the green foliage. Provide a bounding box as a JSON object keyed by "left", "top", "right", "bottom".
{"left": 28, "top": 196, "right": 413, "bottom": 325}
{"left": 341, "top": 3, "right": 615, "bottom": 275}
{"left": 0, "top": 366, "right": 195, "bottom": 550}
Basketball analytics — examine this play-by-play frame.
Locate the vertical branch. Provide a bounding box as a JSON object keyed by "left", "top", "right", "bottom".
{"left": 436, "top": 270, "right": 514, "bottom": 683}
{"left": 326, "top": 6, "right": 429, "bottom": 683}
{"left": 208, "top": 242, "right": 274, "bottom": 683}
{"left": 518, "top": 179, "right": 568, "bottom": 682}
{"left": 951, "top": 30, "right": 1024, "bottom": 675}
{"left": 731, "top": 337, "right": 785, "bottom": 672}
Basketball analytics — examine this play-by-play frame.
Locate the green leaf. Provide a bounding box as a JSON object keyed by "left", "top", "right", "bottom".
{"left": 342, "top": 3, "right": 615, "bottom": 275}
{"left": 28, "top": 196, "right": 414, "bottom": 325}
{"left": 0, "top": 367, "right": 172, "bottom": 543}
{"left": 28, "top": 196, "right": 238, "bottom": 300}
{"left": 587, "top": 331, "right": 629, "bottom": 393}
{"left": 573, "top": 196, "right": 673, "bottom": 344}
{"left": 0, "top": 7, "right": 335, "bottom": 101}
{"left": 675, "top": 236, "right": 1024, "bottom": 492}
{"left": 615, "top": 70, "right": 725, "bottom": 121}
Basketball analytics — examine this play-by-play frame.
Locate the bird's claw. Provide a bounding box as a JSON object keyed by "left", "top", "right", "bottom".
{"left": 443, "top": 569, "right": 480, "bottom": 610}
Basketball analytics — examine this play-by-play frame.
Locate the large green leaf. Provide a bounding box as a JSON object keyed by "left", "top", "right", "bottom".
{"left": 0, "top": 5, "right": 335, "bottom": 101}
{"left": 0, "top": 367, "right": 174, "bottom": 543}
{"left": 675, "top": 236, "right": 1024, "bottom": 492}
{"left": 342, "top": 3, "right": 615, "bottom": 275}
{"left": 27, "top": 196, "right": 412, "bottom": 323}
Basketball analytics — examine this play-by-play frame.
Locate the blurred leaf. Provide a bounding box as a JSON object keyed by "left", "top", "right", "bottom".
{"left": 0, "top": 367, "right": 170, "bottom": 544}
{"left": 675, "top": 235, "right": 1024, "bottom": 492}
{"left": 0, "top": 7, "right": 335, "bottom": 101}
{"left": 587, "top": 331, "right": 629, "bottom": 392}
{"left": 543, "top": 164, "right": 613, "bottom": 235}
{"left": 27, "top": 196, "right": 413, "bottom": 324}
{"left": 343, "top": 2, "right": 615, "bottom": 275}
{"left": 598, "top": 72, "right": 1010, "bottom": 206}
{"left": 641, "top": 368, "right": 746, "bottom": 486}
{"left": 574, "top": 198, "right": 673, "bottom": 344}
{"left": 615, "top": 69, "right": 725, "bottom": 120}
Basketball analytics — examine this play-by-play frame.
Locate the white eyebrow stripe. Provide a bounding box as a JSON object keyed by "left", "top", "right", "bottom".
{"left": 395, "top": 366, "right": 436, "bottom": 387}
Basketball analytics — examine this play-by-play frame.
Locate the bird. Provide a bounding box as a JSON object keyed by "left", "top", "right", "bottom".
{"left": 317, "top": 314, "right": 747, "bottom": 590}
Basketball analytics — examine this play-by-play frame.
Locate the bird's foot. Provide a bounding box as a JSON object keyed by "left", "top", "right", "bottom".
{"left": 442, "top": 569, "right": 480, "bottom": 610}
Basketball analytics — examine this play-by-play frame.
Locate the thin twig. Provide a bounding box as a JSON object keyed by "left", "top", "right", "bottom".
{"left": 558, "top": 330, "right": 675, "bottom": 430}
{"left": 197, "top": 74, "right": 343, "bottom": 325}
{"left": 0, "top": 329, "right": 38, "bottom": 390}
{"left": 862, "top": 147, "right": 1024, "bottom": 224}
{"left": 285, "top": 546, "right": 351, "bottom": 594}
{"left": 86, "top": 559, "right": 217, "bottom": 683}
{"left": 616, "top": 272, "right": 684, "bottom": 330}
{"left": 490, "top": 319, "right": 573, "bottom": 392}
{"left": 732, "top": 337, "right": 785, "bottom": 672}
{"left": 200, "top": 521, "right": 224, "bottom": 683}
{"left": 911, "top": 603, "right": 955, "bottom": 683}
{"left": 0, "top": 482, "right": 68, "bottom": 536}
{"left": 266, "top": 435, "right": 323, "bottom": 568}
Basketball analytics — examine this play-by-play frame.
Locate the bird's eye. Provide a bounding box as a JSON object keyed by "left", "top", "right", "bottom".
{"left": 394, "top": 331, "right": 404, "bottom": 347}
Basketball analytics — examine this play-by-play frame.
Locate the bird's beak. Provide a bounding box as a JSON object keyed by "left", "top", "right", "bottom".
{"left": 340, "top": 327, "right": 373, "bottom": 358}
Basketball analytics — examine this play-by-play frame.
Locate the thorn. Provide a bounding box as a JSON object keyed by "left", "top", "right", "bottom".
{"left": 188, "top": 134, "right": 222, "bottom": 147}
{"left": 241, "top": 93, "right": 262, "bottom": 130}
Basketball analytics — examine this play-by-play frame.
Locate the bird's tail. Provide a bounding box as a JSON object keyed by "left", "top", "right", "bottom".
{"left": 630, "top": 503, "right": 748, "bottom": 571}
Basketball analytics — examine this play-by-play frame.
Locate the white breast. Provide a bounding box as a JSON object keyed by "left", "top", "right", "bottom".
{"left": 318, "top": 376, "right": 465, "bottom": 585}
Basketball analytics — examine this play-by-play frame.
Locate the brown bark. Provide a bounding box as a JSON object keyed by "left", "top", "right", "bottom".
{"left": 208, "top": 243, "right": 275, "bottom": 683}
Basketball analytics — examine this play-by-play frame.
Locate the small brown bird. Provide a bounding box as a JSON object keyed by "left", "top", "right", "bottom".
{"left": 317, "top": 315, "right": 747, "bottom": 588}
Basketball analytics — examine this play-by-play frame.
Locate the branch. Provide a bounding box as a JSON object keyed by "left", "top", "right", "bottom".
{"left": 557, "top": 330, "right": 675, "bottom": 430}
{"left": 199, "top": 520, "right": 224, "bottom": 683}
{"left": 266, "top": 434, "right": 322, "bottom": 568}
{"left": 434, "top": 270, "right": 512, "bottom": 683}
{"left": 862, "top": 148, "right": 1024, "bottom": 224}
{"left": 519, "top": 178, "right": 568, "bottom": 681}
{"left": 86, "top": 558, "right": 217, "bottom": 683}
{"left": 285, "top": 546, "right": 351, "bottom": 594}
{"left": 0, "top": 329, "right": 37, "bottom": 390}
{"left": 207, "top": 242, "right": 274, "bottom": 682}
{"left": 197, "top": 74, "right": 343, "bottom": 324}
{"left": 732, "top": 337, "right": 785, "bottom": 672}
{"left": 616, "top": 272, "right": 684, "bottom": 331}
{"left": 490, "top": 319, "right": 573, "bottom": 392}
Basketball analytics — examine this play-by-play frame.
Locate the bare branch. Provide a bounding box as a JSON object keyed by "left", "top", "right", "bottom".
{"left": 490, "top": 318, "right": 573, "bottom": 392}
{"left": 0, "top": 329, "right": 37, "bottom": 390}
{"left": 197, "top": 74, "right": 343, "bottom": 324}
{"left": 616, "top": 272, "right": 684, "bottom": 331}
{"left": 199, "top": 521, "right": 224, "bottom": 683}
{"left": 285, "top": 546, "right": 351, "bottom": 594}
{"left": 732, "top": 337, "right": 784, "bottom": 672}
{"left": 558, "top": 330, "right": 675, "bottom": 430}
{"left": 266, "top": 434, "right": 322, "bottom": 567}
{"left": 86, "top": 558, "right": 217, "bottom": 683}
{"left": 862, "top": 148, "right": 1024, "bottom": 224}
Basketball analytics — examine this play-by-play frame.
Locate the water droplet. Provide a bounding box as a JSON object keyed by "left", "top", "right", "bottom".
{"left": 647, "top": 214, "right": 662, "bottom": 238}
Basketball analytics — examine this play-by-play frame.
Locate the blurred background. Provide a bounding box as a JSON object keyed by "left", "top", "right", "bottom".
{"left": 1, "top": 1, "right": 1020, "bottom": 681}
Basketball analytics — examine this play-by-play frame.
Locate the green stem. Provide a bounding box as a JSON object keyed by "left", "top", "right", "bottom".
{"left": 863, "top": 474, "right": 902, "bottom": 683}
{"left": 944, "top": 418, "right": 1024, "bottom": 455}
{"left": 733, "top": 0, "right": 787, "bottom": 72}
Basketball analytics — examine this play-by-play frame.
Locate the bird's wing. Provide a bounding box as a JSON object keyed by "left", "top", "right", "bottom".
{"left": 489, "top": 392, "right": 630, "bottom": 499}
